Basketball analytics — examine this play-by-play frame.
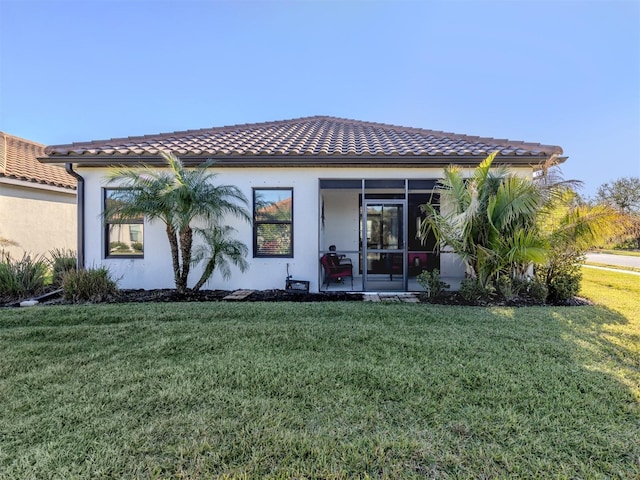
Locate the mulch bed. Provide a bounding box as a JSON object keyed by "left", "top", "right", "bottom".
{"left": 422, "top": 291, "right": 593, "bottom": 307}
{"left": 108, "top": 289, "right": 363, "bottom": 304}
{"left": 2, "top": 288, "right": 592, "bottom": 307}
{"left": 0, "top": 289, "right": 361, "bottom": 306}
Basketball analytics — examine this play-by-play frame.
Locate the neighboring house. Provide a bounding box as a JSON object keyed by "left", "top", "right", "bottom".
{"left": 0, "top": 132, "right": 76, "bottom": 259}
{"left": 40, "top": 116, "right": 564, "bottom": 293}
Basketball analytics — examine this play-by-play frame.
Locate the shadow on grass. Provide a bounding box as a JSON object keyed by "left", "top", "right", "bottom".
{"left": 552, "top": 304, "right": 640, "bottom": 398}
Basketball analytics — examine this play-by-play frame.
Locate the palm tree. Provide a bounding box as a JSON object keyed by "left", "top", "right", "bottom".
{"left": 536, "top": 190, "right": 628, "bottom": 302}
{"left": 420, "top": 152, "right": 628, "bottom": 301}
{"left": 104, "top": 152, "right": 250, "bottom": 293}
{"left": 191, "top": 225, "right": 249, "bottom": 291}
{"left": 419, "top": 152, "right": 546, "bottom": 287}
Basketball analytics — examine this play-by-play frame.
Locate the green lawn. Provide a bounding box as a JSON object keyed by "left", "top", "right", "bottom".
{"left": 592, "top": 248, "right": 640, "bottom": 257}
{"left": 0, "top": 272, "right": 638, "bottom": 479}
{"left": 584, "top": 262, "right": 640, "bottom": 273}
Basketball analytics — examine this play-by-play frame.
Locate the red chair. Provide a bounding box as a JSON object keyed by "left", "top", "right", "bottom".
{"left": 320, "top": 254, "right": 353, "bottom": 289}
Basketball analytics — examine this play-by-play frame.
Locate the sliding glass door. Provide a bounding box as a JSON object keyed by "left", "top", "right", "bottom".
{"left": 362, "top": 200, "right": 406, "bottom": 291}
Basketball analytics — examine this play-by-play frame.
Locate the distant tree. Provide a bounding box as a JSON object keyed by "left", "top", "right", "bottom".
{"left": 596, "top": 177, "right": 640, "bottom": 249}
{"left": 596, "top": 177, "right": 640, "bottom": 213}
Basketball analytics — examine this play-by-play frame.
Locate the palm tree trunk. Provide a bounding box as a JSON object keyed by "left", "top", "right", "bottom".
{"left": 178, "top": 226, "right": 193, "bottom": 292}
{"left": 193, "top": 259, "right": 216, "bottom": 292}
{"left": 166, "top": 224, "right": 183, "bottom": 293}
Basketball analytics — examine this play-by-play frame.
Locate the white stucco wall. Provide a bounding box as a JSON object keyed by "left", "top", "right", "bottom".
{"left": 78, "top": 165, "right": 534, "bottom": 292}
{"left": 0, "top": 180, "right": 76, "bottom": 259}
{"left": 81, "top": 167, "right": 322, "bottom": 291}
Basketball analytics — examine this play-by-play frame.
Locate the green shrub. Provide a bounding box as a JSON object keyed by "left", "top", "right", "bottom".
{"left": 416, "top": 269, "right": 449, "bottom": 299}
{"left": 497, "top": 275, "right": 516, "bottom": 301}
{"left": 49, "top": 248, "right": 77, "bottom": 286}
{"left": 0, "top": 251, "right": 49, "bottom": 299}
{"left": 458, "top": 277, "right": 493, "bottom": 304}
{"left": 527, "top": 277, "right": 549, "bottom": 303}
{"left": 62, "top": 267, "right": 118, "bottom": 303}
{"left": 537, "top": 250, "right": 583, "bottom": 304}
{"left": 611, "top": 238, "right": 639, "bottom": 250}
{"left": 511, "top": 276, "right": 530, "bottom": 295}
{"left": 546, "top": 270, "right": 581, "bottom": 304}
{"left": 131, "top": 242, "right": 143, "bottom": 252}
{"left": 496, "top": 275, "right": 548, "bottom": 304}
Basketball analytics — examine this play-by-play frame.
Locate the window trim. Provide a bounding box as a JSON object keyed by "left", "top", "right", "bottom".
{"left": 103, "top": 188, "right": 145, "bottom": 259}
{"left": 253, "top": 187, "right": 293, "bottom": 258}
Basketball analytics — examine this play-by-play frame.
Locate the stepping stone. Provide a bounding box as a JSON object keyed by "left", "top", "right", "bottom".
{"left": 381, "top": 296, "right": 401, "bottom": 303}
{"left": 379, "top": 293, "right": 402, "bottom": 303}
{"left": 403, "top": 296, "right": 420, "bottom": 303}
{"left": 363, "top": 293, "right": 421, "bottom": 303}
{"left": 223, "top": 290, "right": 255, "bottom": 301}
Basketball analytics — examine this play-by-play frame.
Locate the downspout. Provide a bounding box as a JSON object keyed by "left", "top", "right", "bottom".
{"left": 65, "top": 163, "right": 85, "bottom": 269}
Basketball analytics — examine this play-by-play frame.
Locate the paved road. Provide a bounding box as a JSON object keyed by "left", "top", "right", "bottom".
{"left": 585, "top": 253, "right": 640, "bottom": 269}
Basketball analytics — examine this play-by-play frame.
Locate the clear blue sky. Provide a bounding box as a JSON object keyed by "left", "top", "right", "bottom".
{"left": 1, "top": 0, "right": 638, "bottom": 197}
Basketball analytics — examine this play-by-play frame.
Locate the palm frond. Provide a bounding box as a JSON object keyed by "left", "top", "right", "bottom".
{"left": 489, "top": 176, "right": 542, "bottom": 232}
{"left": 191, "top": 225, "right": 249, "bottom": 290}
{"left": 549, "top": 204, "right": 630, "bottom": 251}
{"left": 440, "top": 166, "right": 470, "bottom": 213}
{"left": 501, "top": 228, "right": 547, "bottom": 265}
{"left": 473, "top": 150, "right": 499, "bottom": 192}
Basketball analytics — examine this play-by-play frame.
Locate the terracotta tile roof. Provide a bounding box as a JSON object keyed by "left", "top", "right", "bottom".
{"left": 1, "top": 133, "right": 76, "bottom": 190}
{"left": 42, "top": 116, "right": 563, "bottom": 166}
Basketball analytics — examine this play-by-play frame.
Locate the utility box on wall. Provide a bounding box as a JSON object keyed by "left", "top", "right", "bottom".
{"left": 285, "top": 278, "right": 310, "bottom": 294}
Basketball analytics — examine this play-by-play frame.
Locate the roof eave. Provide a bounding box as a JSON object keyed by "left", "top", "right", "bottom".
{"left": 0, "top": 174, "right": 77, "bottom": 192}
{"left": 38, "top": 153, "right": 561, "bottom": 169}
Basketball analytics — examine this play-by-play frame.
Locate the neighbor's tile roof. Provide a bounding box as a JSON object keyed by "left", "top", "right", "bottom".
{"left": 43, "top": 116, "right": 563, "bottom": 164}
{"left": 1, "top": 132, "right": 76, "bottom": 189}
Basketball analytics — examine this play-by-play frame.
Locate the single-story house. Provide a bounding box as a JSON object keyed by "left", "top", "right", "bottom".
{"left": 0, "top": 132, "right": 76, "bottom": 258}
{"left": 39, "top": 116, "right": 564, "bottom": 293}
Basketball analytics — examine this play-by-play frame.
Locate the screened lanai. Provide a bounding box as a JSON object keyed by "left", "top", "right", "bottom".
{"left": 318, "top": 179, "right": 441, "bottom": 292}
